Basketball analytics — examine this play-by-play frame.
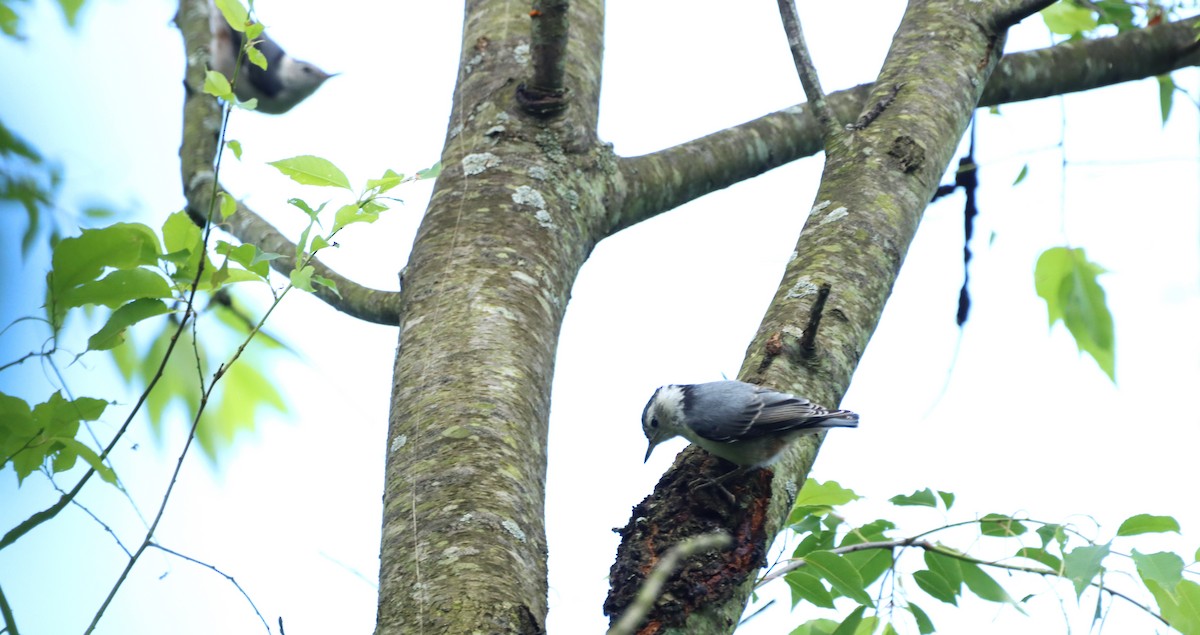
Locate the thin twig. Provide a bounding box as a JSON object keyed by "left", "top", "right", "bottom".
{"left": 775, "top": 0, "right": 838, "bottom": 141}
{"left": 83, "top": 242, "right": 322, "bottom": 632}
{"left": 47, "top": 478, "right": 132, "bottom": 558}
{"left": 0, "top": 581, "right": 17, "bottom": 635}
{"left": 607, "top": 532, "right": 733, "bottom": 635}
{"left": 148, "top": 543, "right": 271, "bottom": 633}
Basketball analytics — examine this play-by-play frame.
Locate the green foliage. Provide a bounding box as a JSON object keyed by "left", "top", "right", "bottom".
{"left": 1034, "top": 246, "right": 1115, "bottom": 381}
{"left": 888, "top": 488, "right": 953, "bottom": 509}
{"left": 1041, "top": 2, "right": 1098, "bottom": 36}
{"left": 1158, "top": 75, "right": 1180, "bottom": 124}
{"left": 0, "top": 391, "right": 112, "bottom": 484}
{"left": 1119, "top": 513, "right": 1182, "bottom": 536}
{"left": 1012, "top": 164, "right": 1028, "bottom": 186}
{"left": 269, "top": 155, "right": 353, "bottom": 190}
{"left": 773, "top": 480, "right": 1198, "bottom": 634}
{"left": 0, "top": 117, "right": 67, "bottom": 257}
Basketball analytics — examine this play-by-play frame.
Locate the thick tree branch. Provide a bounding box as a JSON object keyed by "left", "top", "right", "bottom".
{"left": 610, "top": 16, "right": 1200, "bottom": 234}
{"left": 175, "top": 0, "right": 402, "bottom": 326}
{"left": 517, "top": 0, "right": 571, "bottom": 116}
{"left": 989, "top": 0, "right": 1058, "bottom": 30}
{"left": 776, "top": 0, "right": 838, "bottom": 141}
{"left": 608, "top": 1, "right": 1028, "bottom": 630}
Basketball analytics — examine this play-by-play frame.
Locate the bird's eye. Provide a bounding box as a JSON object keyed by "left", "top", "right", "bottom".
{"left": 650, "top": 417, "right": 659, "bottom": 428}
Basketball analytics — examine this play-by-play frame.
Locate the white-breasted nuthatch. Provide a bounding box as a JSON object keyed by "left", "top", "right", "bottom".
{"left": 642, "top": 380, "right": 858, "bottom": 468}
{"left": 210, "top": 6, "right": 335, "bottom": 114}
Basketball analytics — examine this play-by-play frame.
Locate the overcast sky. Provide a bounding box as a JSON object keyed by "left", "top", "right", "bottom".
{"left": 1, "top": 1, "right": 1198, "bottom": 634}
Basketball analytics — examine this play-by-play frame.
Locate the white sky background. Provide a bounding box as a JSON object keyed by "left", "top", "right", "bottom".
{"left": 0, "top": 1, "right": 1197, "bottom": 634}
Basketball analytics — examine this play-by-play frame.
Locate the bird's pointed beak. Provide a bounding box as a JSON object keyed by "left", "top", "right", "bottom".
{"left": 644, "top": 439, "right": 658, "bottom": 463}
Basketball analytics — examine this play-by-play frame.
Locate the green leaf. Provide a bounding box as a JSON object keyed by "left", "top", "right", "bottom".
{"left": 793, "top": 479, "right": 860, "bottom": 509}
{"left": 1012, "top": 164, "right": 1028, "bottom": 185}
{"left": 1118, "top": 514, "right": 1180, "bottom": 536}
{"left": 57, "top": 268, "right": 172, "bottom": 313}
{"left": 1, "top": 3, "right": 22, "bottom": 38}
{"left": 980, "top": 513, "right": 1027, "bottom": 537}
{"left": 367, "top": 168, "right": 405, "bottom": 194}
{"left": 48, "top": 223, "right": 163, "bottom": 326}
{"left": 226, "top": 139, "right": 243, "bottom": 160}
{"left": 245, "top": 43, "right": 268, "bottom": 70}
{"left": 416, "top": 162, "right": 442, "bottom": 180}
{"left": 218, "top": 192, "right": 238, "bottom": 219}
{"left": 789, "top": 618, "right": 840, "bottom": 635}
{"left": 268, "top": 155, "right": 352, "bottom": 189}
{"left": 1016, "top": 547, "right": 1062, "bottom": 571}
{"left": 960, "top": 561, "right": 1022, "bottom": 610}
{"left": 1036, "top": 524, "right": 1066, "bottom": 551}
{"left": 788, "top": 480, "right": 859, "bottom": 525}
{"left": 786, "top": 571, "right": 835, "bottom": 609}
{"left": 1041, "top": 1, "right": 1097, "bottom": 35}
{"left": 55, "top": 438, "right": 117, "bottom": 484}
{"left": 925, "top": 550, "right": 964, "bottom": 587}
{"left": 1157, "top": 75, "right": 1175, "bottom": 124}
{"left": 907, "top": 602, "right": 935, "bottom": 635}
{"left": 290, "top": 265, "right": 315, "bottom": 292}
{"left": 193, "top": 355, "right": 288, "bottom": 461}
{"left": 162, "top": 210, "right": 205, "bottom": 280}
{"left": 288, "top": 197, "right": 324, "bottom": 221}
{"left": 913, "top": 570, "right": 958, "bottom": 605}
{"left": 840, "top": 519, "right": 896, "bottom": 586}
{"left": 204, "top": 70, "right": 234, "bottom": 101}
{"left": 87, "top": 299, "right": 172, "bottom": 351}
{"left": 1132, "top": 550, "right": 1184, "bottom": 589}
{"left": 1063, "top": 543, "right": 1110, "bottom": 598}
{"left": 889, "top": 488, "right": 938, "bottom": 508}
{"left": 49, "top": 223, "right": 162, "bottom": 293}
{"left": 213, "top": 0, "right": 248, "bottom": 31}
{"left": 937, "top": 490, "right": 955, "bottom": 510}
{"left": 333, "top": 202, "right": 381, "bottom": 232}
{"left": 1169, "top": 580, "right": 1200, "bottom": 633}
{"left": 1147, "top": 578, "right": 1200, "bottom": 635}
{"left": 56, "top": 0, "right": 84, "bottom": 26}
{"left": 803, "top": 551, "right": 874, "bottom": 606}
{"left": 831, "top": 605, "right": 866, "bottom": 635}
{"left": 1034, "top": 246, "right": 1115, "bottom": 381}
{"left": 311, "top": 275, "right": 340, "bottom": 296}
{"left": 793, "top": 528, "right": 836, "bottom": 558}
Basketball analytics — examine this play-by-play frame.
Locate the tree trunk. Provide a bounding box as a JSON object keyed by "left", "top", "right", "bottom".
{"left": 374, "top": 1, "right": 609, "bottom": 632}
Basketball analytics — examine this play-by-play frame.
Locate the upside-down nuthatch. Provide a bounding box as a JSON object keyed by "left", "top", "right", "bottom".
{"left": 642, "top": 380, "right": 858, "bottom": 469}
{"left": 210, "top": 5, "right": 335, "bottom": 114}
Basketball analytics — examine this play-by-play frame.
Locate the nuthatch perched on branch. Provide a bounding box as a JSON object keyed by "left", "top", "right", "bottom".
{"left": 642, "top": 380, "right": 858, "bottom": 471}
{"left": 209, "top": 4, "right": 335, "bottom": 114}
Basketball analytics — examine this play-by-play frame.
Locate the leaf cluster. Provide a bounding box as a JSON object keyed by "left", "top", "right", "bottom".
{"left": 772, "top": 480, "right": 1200, "bottom": 634}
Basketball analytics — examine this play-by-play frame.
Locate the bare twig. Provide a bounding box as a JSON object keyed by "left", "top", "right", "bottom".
{"left": 775, "top": 0, "right": 838, "bottom": 141}
{"left": 84, "top": 238, "right": 322, "bottom": 632}
{"left": 49, "top": 479, "right": 132, "bottom": 558}
{"left": 149, "top": 543, "right": 271, "bottom": 633}
{"left": 607, "top": 532, "right": 732, "bottom": 635}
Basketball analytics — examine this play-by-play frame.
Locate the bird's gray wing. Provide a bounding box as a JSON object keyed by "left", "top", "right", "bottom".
{"left": 687, "top": 382, "right": 856, "bottom": 441}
